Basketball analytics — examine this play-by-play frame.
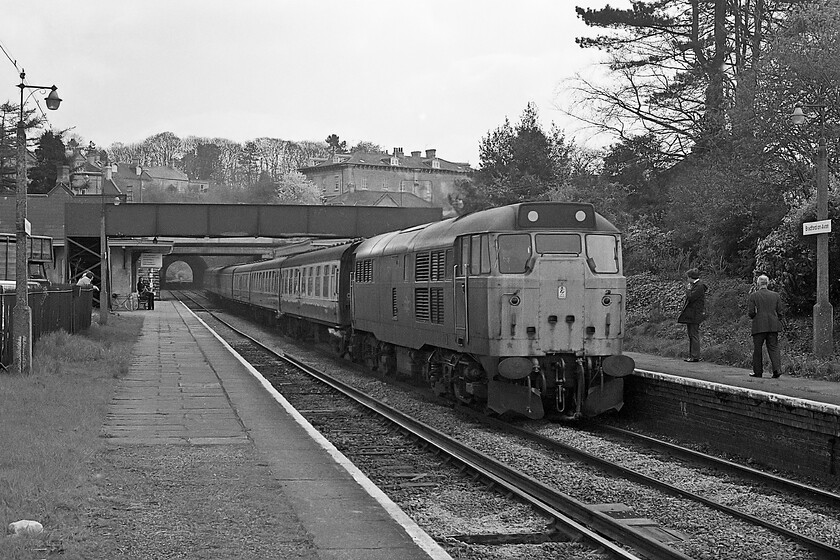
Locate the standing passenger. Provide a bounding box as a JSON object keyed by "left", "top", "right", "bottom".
{"left": 747, "top": 274, "right": 785, "bottom": 378}
{"left": 77, "top": 271, "right": 99, "bottom": 291}
{"left": 677, "top": 268, "right": 707, "bottom": 362}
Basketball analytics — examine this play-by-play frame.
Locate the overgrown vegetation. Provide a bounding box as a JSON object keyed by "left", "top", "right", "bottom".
{"left": 0, "top": 316, "right": 141, "bottom": 559}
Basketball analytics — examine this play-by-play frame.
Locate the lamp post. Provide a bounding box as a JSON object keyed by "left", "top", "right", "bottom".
{"left": 99, "top": 194, "right": 120, "bottom": 326}
{"left": 792, "top": 103, "right": 834, "bottom": 358}
{"left": 14, "top": 70, "right": 61, "bottom": 375}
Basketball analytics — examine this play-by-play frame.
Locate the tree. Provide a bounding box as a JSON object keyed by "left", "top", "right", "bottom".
{"left": 238, "top": 141, "right": 261, "bottom": 187}
{"left": 28, "top": 130, "right": 67, "bottom": 194}
{"left": 0, "top": 102, "right": 17, "bottom": 193}
{"left": 325, "top": 134, "right": 346, "bottom": 153}
{"left": 348, "top": 140, "right": 382, "bottom": 153}
{"left": 275, "top": 171, "right": 322, "bottom": 204}
{"left": 600, "top": 134, "right": 672, "bottom": 219}
{"left": 571, "top": 0, "right": 788, "bottom": 157}
{"left": 142, "top": 132, "right": 183, "bottom": 167}
{"left": 181, "top": 142, "right": 221, "bottom": 180}
{"left": 472, "top": 102, "right": 573, "bottom": 207}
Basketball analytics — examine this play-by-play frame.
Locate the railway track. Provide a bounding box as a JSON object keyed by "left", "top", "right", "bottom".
{"left": 171, "top": 290, "right": 840, "bottom": 559}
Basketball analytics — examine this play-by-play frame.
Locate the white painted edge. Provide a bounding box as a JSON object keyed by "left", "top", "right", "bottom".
{"left": 182, "top": 302, "right": 453, "bottom": 560}
{"left": 635, "top": 368, "right": 840, "bottom": 417}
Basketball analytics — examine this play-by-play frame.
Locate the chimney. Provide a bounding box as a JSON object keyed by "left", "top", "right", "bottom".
{"left": 104, "top": 165, "right": 113, "bottom": 181}
{"left": 393, "top": 147, "right": 403, "bottom": 156}
{"left": 425, "top": 149, "right": 436, "bottom": 159}
{"left": 56, "top": 165, "right": 70, "bottom": 185}
{"left": 411, "top": 151, "right": 421, "bottom": 157}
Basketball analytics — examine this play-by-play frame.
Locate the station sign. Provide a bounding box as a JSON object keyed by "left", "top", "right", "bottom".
{"left": 803, "top": 220, "right": 832, "bottom": 236}
{"left": 139, "top": 253, "right": 163, "bottom": 268}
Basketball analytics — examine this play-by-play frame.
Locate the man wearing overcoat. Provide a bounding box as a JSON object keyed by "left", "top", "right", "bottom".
{"left": 677, "top": 268, "right": 707, "bottom": 362}
{"left": 747, "top": 274, "right": 785, "bottom": 378}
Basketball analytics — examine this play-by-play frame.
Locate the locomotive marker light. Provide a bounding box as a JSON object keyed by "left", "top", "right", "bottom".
{"left": 14, "top": 70, "right": 61, "bottom": 375}
{"left": 792, "top": 103, "right": 833, "bottom": 358}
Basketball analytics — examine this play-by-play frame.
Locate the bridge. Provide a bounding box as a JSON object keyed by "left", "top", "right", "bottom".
{"left": 63, "top": 202, "right": 442, "bottom": 295}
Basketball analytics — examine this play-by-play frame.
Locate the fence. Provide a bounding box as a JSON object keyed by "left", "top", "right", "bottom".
{"left": 0, "top": 284, "right": 94, "bottom": 369}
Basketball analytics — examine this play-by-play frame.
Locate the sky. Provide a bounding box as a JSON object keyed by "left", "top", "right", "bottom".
{"left": 2, "top": 1, "right": 623, "bottom": 167}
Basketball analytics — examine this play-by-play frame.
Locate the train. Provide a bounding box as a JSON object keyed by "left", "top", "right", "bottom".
{"left": 204, "top": 201, "right": 635, "bottom": 420}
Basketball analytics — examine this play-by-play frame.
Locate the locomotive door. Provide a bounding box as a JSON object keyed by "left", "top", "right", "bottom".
{"left": 454, "top": 236, "right": 469, "bottom": 345}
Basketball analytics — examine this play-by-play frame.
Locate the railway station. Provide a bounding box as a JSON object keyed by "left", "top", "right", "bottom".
{"left": 2, "top": 200, "right": 839, "bottom": 557}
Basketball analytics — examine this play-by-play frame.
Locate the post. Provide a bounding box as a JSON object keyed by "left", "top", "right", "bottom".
{"left": 13, "top": 119, "right": 31, "bottom": 375}
{"left": 100, "top": 196, "right": 109, "bottom": 325}
{"left": 813, "top": 130, "right": 833, "bottom": 357}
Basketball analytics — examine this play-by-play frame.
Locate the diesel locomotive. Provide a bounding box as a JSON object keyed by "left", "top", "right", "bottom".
{"left": 204, "top": 201, "right": 635, "bottom": 419}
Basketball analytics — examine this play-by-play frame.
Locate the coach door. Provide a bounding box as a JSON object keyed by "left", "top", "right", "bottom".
{"left": 454, "top": 236, "right": 469, "bottom": 345}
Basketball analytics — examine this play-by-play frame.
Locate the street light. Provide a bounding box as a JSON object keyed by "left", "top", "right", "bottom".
{"left": 99, "top": 194, "right": 120, "bottom": 326}
{"left": 792, "top": 102, "right": 833, "bottom": 358}
{"left": 14, "top": 70, "right": 61, "bottom": 375}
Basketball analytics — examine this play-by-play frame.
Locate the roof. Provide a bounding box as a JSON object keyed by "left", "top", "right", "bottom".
{"left": 326, "top": 190, "right": 436, "bottom": 208}
{"left": 301, "top": 151, "right": 471, "bottom": 174}
{"left": 113, "top": 163, "right": 154, "bottom": 181}
{"left": 354, "top": 202, "right": 619, "bottom": 259}
{"left": 144, "top": 166, "right": 188, "bottom": 181}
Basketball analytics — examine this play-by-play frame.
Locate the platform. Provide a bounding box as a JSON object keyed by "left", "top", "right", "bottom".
{"left": 102, "top": 299, "right": 451, "bottom": 560}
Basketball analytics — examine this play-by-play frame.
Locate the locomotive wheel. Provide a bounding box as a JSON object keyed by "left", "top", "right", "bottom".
{"left": 363, "top": 335, "right": 378, "bottom": 372}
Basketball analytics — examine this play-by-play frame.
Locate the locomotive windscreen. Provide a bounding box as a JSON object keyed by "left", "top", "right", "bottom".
{"left": 516, "top": 203, "right": 597, "bottom": 230}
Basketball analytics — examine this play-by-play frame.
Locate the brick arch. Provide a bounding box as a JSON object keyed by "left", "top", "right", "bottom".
{"left": 160, "top": 255, "right": 208, "bottom": 289}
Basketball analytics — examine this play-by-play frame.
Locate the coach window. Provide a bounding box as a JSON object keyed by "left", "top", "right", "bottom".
{"left": 315, "top": 266, "right": 322, "bottom": 297}
{"left": 497, "top": 234, "right": 531, "bottom": 274}
{"left": 585, "top": 234, "right": 619, "bottom": 273}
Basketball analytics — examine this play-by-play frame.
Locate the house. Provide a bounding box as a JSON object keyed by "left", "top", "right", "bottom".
{"left": 300, "top": 148, "right": 472, "bottom": 216}
{"left": 143, "top": 165, "right": 189, "bottom": 194}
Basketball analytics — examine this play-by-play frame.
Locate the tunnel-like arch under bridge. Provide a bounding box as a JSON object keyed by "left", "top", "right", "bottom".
{"left": 64, "top": 203, "right": 442, "bottom": 294}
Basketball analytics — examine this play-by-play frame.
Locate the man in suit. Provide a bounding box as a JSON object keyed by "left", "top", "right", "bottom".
{"left": 677, "top": 268, "right": 707, "bottom": 362}
{"left": 747, "top": 274, "right": 785, "bottom": 378}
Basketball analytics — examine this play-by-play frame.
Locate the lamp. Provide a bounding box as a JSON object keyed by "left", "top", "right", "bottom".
{"left": 791, "top": 102, "right": 833, "bottom": 358}
{"left": 99, "top": 193, "right": 120, "bottom": 326}
{"left": 14, "top": 70, "right": 61, "bottom": 375}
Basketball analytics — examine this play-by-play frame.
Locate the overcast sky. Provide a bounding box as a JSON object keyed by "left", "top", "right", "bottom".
{"left": 2, "top": 1, "right": 623, "bottom": 166}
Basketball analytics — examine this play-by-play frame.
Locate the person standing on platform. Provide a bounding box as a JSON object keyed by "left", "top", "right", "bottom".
{"left": 145, "top": 279, "right": 155, "bottom": 310}
{"left": 747, "top": 274, "right": 785, "bottom": 378}
{"left": 77, "top": 271, "right": 99, "bottom": 291}
{"left": 677, "top": 268, "right": 707, "bottom": 362}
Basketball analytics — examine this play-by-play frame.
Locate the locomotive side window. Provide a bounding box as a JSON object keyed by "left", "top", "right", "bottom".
{"left": 445, "top": 249, "right": 453, "bottom": 279}
{"left": 497, "top": 234, "right": 532, "bottom": 273}
{"left": 585, "top": 234, "right": 619, "bottom": 273}
{"left": 456, "top": 236, "right": 469, "bottom": 276}
{"left": 470, "top": 235, "right": 481, "bottom": 275}
{"left": 480, "top": 235, "right": 490, "bottom": 274}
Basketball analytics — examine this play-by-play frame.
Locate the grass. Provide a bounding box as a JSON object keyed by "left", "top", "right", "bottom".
{"left": 0, "top": 314, "right": 142, "bottom": 559}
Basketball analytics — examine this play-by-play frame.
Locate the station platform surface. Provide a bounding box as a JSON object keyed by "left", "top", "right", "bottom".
{"left": 102, "top": 299, "right": 451, "bottom": 560}
{"left": 626, "top": 351, "right": 840, "bottom": 409}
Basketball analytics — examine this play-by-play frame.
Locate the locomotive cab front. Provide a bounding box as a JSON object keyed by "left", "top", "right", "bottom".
{"left": 454, "top": 203, "right": 635, "bottom": 419}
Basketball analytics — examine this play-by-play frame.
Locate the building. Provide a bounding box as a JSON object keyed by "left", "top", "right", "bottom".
{"left": 300, "top": 148, "right": 472, "bottom": 216}
{"left": 143, "top": 165, "right": 189, "bottom": 194}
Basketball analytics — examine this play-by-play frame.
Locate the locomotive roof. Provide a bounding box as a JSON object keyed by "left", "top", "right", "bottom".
{"left": 354, "top": 202, "right": 620, "bottom": 259}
